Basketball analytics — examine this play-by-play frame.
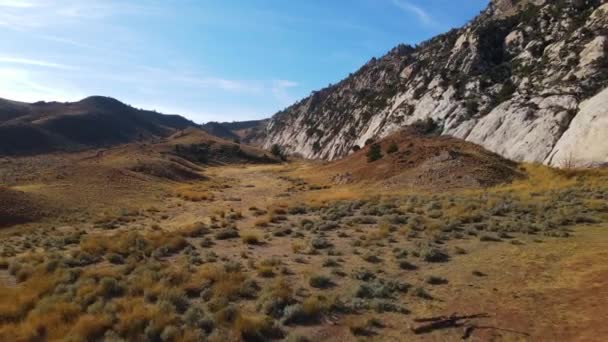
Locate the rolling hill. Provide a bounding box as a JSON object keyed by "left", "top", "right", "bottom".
{"left": 0, "top": 96, "right": 198, "bottom": 156}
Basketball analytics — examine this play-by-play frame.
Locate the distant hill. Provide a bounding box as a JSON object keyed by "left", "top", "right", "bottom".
{"left": 0, "top": 96, "right": 198, "bottom": 156}
{"left": 200, "top": 122, "right": 240, "bottom": 141}
{"left": 201, "top": 119, "right": 268, "bottom": 143}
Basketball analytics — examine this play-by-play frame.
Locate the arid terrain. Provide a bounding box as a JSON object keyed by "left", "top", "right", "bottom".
{"left": 2, "top": 0, "right": 607, "bottom": 341}
{"left": 1, "top": 130, "right": 607, "bottom": 341}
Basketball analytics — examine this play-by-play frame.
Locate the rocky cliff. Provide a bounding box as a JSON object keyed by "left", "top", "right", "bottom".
{"left": 260, "top": 0, "right": 608, "bottom": 167}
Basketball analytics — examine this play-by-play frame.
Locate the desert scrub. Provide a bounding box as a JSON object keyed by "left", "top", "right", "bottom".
{"left": 309, "top": 275, "right": 333, "bottom": 289}
{"left": 67, "top": 314, "right": 113, "bottom": 341}
{"left": 322, "top": 258, "right": 340, "bottom": 268}
{"left": 180, "top": 222, "right": 210, "bottom": 237}
{"left": 317, "top": 221, "right": 339, "bottom": 231}
{"left": 257, "top": 258, "right": 282, "bottom": 278}
{"left": 349, "top": 216, "right": 377, "bottom": 225}
{"left": 422, "top": 248, "right": 450, "bottom": 263}
{"left": 241, "top": 230, "right": 262, "bottom": 245}
{"left": 349, "top": 319, "right": 378, "bottom": 336}
{"left": 192, "top": 264, "right": 247, "bottom": 301}
{"left": 235, "top": 313, "right": 284, "bottom": 340}
{"left": 355, "top": 279, "right": 409, "bottom": 299}
{"left": 310, "top": 237, "right": 332, "bottom": 249}
{"left": 269, "top": 214, "right": 288, "bottom": 223}
{"left": 299, "top": 218, "right": 315, "bottom": 230}
{"left": 398, "top": 260, "right": 418, "bottom": 270}
{"left": 253, "top": 217, "right": 271, "bottom": 228}
{"left": 215, "top": 228, "right": 239, "bottom": 240}
{"left": 257, "top": 266, "right": 276, "bottom": 278}
{"left": 106, "top": 253, "right": 125, "bottom": 265}
{"left": 281, "top": 296, "right": 329, "bottom": 325}
{"left": 157, "top": 287, "right": 189, "bottom": 313}
{"left": 273, "top": 226, "right": 293, "bottom": 237}
{"left": 361, "top": 253, "right": 382, "bottom": 264}
{"left": 479, "top": 234, "right": 501, "bottom": 242}
{"left": 287, "top": 205, "right": 307, "bottom": 215}
{"left": 291, "top": 242, "right": 305, "bottom": 254}
{"left": 412, "top": 287, "right": 433, "bottom": 300}
{"left": 257, "top": 278, "right": 296, "bottom": 318}
{"left": 426, "top": 276, "right": 448, "bottom": 285}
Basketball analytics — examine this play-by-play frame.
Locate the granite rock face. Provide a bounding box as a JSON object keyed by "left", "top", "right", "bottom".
{"left": 259, "top": 0, "right": 608, "bottom": 167}
{"left": 547, "top": 87, "right": 608, "bottom": 167}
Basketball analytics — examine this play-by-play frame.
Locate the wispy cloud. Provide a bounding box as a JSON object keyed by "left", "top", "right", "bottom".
{"left": 0, "top": 67, "right": 83, "bottom": 102}
{"left": 0, "top": 0, "right": 36, "bottom": 8}
{"left": 390, "top": 0, "right": 438, "bottom": 27}
{"left": 173, "top": 75, "right": 264, "bottom": 94}
{"left": 0, "top": 0, "right": 160, "bottom": 31}
{"left": 271, "top": 80, "right": 299, "bottom": 106}
{"left": 0, "top": 56, "right": 76, "bottom": 70}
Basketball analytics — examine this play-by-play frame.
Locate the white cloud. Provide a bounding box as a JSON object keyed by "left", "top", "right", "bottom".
{"left": 271, "top": 80, "right": 299, "bottom": 106}
{"left": 0, "top": 67, "right": 83, "bottom": 102}
{"left": 0, "top": 56, "right": 76, "bottom": 70}
{"left": 390, "top": 0, "right": 438, "bottom": 27}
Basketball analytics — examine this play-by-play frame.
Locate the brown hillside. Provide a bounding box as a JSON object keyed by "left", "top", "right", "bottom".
{"left": 323, "top": 129, "right": 523, "bottom": 190}
{"left": 0, "top": 128, "right": 280, "bottom": 225}
{"left": 96, "top": 128, "right": 280, "bottom": 182}
{"left": 0, "top": 96, "right": 197, "bottom": 156}
{"left": 0, "top": 187, "right": 49, "bottom": 228}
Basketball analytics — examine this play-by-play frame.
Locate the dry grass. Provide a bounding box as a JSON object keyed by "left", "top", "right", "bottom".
{"left": 114, "top": 297, "right": 177, "bottom": 339}
{"left": 234, "top": 313, "right": 279, "bottom": 340}
{"left": 254, "top": 217, "right": 271, "bottom": 227}
{"left": 174, "top": 184, "right": 215, "bottom": 202}
{"left": 197, "top": 265, "right": 247, "bottom": 299}
{"left": 489, "top": 163, "right": 608, "bottom": 195}
{"left": 241, "top": 230, "right": 263, "bottom": 245}
{"left": 1, "top": 152, "right": 608, "bottom": 341}
{"left": 0, "top": 272, "right": 61, "bottom": 322}
{"left": 68, "top": 314, "right": 112, "bottom": 341}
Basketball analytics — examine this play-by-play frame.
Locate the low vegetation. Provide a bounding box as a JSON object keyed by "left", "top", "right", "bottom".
{"left": 0, "top": 158, "right": 607, "bottom": 340}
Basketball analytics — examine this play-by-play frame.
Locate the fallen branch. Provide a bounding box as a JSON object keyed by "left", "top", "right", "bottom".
{"left": 412, "top": 313, "right": 530, "bottom": 340}
{"left": 411, "top": 313, "right": 489, "bottom": 335}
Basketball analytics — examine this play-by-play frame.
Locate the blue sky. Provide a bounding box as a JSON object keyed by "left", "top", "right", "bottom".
{"left": 0, "top": 0, "right": 488, "bottom": 123}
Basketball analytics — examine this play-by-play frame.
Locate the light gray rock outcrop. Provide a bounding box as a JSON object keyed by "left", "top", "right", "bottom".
{"left": 547, "top": 87, "right": 608, "bottom": 167}
{"left": 258, "top": 0, "right": 608, "bottom": 167}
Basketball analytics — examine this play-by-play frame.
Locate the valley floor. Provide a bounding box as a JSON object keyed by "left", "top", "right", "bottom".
{"left": 1, "top": 160, "right": 607, "bottom": 341}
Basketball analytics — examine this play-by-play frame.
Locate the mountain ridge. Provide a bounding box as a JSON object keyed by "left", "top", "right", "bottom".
{"left": 258, "top": 0, "right": 608, "bottom": 167}
{"left": 0, "top": 96, "right": 198, "bottom": 156}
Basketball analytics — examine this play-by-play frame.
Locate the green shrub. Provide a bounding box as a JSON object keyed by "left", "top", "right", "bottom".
{"left": 413, "top": 287, "right": 433, "bottom": 300}
{"left": 366, "top": 144, "right": 383, "bottom": 162}
{"left": 215, "top": 228, "right": 239, "bottom": 240}
{"left": 479, "top": 234, "right": 501, "bottom": 242}
{"left": 386, "top": 142, "right": 399, "bottom": 154}
{"left": 398, "top": 260, "right": 418, "bottom": 270}
{"left": 271, "top": 144, "right": 284, "bottom": 159}
{"left": 422, "top": 248, "right": 450, "bottom": 263}
{"left": 426, "top": 276, "right": 448, "bottom": 285}
{"left": 309, "top": 275, "right": 333, "bottom": 289}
